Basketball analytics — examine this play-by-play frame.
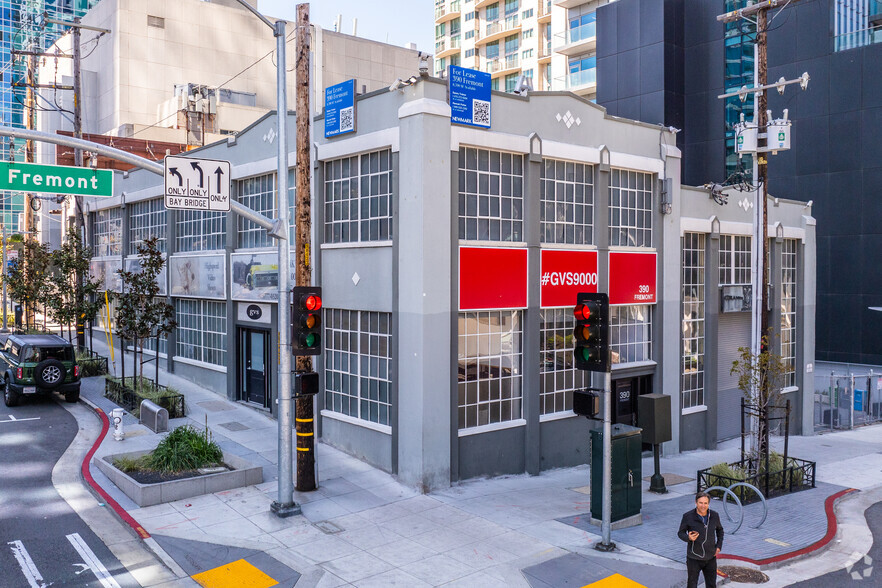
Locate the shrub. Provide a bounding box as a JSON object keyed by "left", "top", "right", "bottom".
{"left": 112, "top": 455, "right": 149, "bottom": 472}
{"left": 706, "top": 462, "right": 747, "bottom": 500}
{"left": 145, "top": 425, "right": 223, "bottom": 473}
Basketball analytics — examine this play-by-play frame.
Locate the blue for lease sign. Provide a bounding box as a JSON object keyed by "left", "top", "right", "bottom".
{"left": 449, "top": 66, "right": 491, "bottom": 129}
{"left": 325, "top": 79, "right": 356, "bottom": 138}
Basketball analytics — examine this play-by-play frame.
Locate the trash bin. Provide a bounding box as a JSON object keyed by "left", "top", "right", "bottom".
{"left": 590, "top": 423, "right": 642, "bottom": 523}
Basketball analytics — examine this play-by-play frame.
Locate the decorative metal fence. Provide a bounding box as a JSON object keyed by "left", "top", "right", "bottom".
{"left": 76, "top": 347, "right": 109, "bottom": 377}
{"left": 104, "top": 377, "right": 186, "bottom": 419}
{"left": 697, "top": 457, "right": 816, "bottom": 504}
{"left": 814, "top": 373, "right": 882, "bottom": 432}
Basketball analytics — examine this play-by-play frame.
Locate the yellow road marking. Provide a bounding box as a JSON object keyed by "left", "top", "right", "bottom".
{"left": 191, "top": 559, "right": 278, "bottom": 588}
{"left": 583, "top": 573, "right": 648, "bottom": 588}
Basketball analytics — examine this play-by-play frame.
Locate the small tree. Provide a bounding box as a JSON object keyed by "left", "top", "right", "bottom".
{"left": 115, "top": 237, "right": 176, "bottom": 386}
{"left": 5, "top": 240, "right": 51, "bottom": 331}
{"left": 46, "top": 228, "right": 103, "bottom": 346}
{"left": 731, "top": 335, "right": 788, "bottom": 469}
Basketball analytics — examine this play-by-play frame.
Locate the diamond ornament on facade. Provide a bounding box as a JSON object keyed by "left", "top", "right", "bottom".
{"left": 738, "top": 197, "right": 754, "bottom": 212}
{"left": 263, "top": 127, "right": 276, "bottom": 143}
{"left": 352, "top": 272, "right": 360, "bottom": 286}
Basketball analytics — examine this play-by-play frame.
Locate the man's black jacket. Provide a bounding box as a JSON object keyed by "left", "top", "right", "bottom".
{"left": 678, "top": 508, "right": 724, "bottom": 561}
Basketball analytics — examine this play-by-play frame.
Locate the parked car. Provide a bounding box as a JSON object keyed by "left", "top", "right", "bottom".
{"left": 0, "top": 334, "right": 81, "bottom": 407}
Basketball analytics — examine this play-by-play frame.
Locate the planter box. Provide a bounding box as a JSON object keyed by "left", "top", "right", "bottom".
{"left": 104, "top": 377, "right": 186, "bottom": 418}
{"left": 95, "top": 450, "right": 263, "bottom": 507}
{"left": 696, "top": 457, "right": 816, "bottom": 503}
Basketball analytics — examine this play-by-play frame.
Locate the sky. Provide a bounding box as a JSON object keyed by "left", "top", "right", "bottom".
{"left": 258, "top": 0, "right": 435, "bottom": 55}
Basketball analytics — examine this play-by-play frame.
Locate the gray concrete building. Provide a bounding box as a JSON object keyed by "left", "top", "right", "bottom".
{"left": 87, "top": 77, "right": 816, "bottom": 489}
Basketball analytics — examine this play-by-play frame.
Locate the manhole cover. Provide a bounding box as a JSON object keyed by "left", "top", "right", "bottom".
{"left": 719, "top": 566, "right": 769, "bottom": 584}
{"left": 218, "top": 421, "right": 249, "bottom": 431}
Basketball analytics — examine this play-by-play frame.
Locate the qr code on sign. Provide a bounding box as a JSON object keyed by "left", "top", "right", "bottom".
{"left": 472, "top": 99, "right": 490, "bottom": 126}
{"left": 340, "top": 106, "right": 354, "bottom": 132}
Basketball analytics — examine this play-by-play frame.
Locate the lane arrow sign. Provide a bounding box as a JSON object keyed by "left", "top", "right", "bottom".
{"left": 168, "top": 167, "right": 183, "bottom": 186}
{"left": 190, "top": 161, "right": 204, "bottom": 187}
{"left": 214, "top": 166, "right": 224, "bottom": 188}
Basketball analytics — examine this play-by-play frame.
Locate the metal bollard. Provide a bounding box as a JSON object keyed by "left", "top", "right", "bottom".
{"left": 111, "top": 408, "right": 125, "bottom": 441}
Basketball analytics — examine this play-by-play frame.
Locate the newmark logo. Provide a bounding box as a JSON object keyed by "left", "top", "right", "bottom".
{"left": 846, "top": 554, "right": 874, "bottom": 581}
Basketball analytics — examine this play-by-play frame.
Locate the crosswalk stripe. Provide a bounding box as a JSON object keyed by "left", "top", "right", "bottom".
{"left": 7, "top": 540, "right": 48, "bottom": 588}
{"left": 66, "top": 533, "right": 122, "bottom": 588}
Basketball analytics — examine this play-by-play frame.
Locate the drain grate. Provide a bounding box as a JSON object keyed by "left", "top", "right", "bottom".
{"left": 315, "top": 521, "right": 343, "bottom": 534}
{"left": 218, "top": 421, "right": 250, "bottom": 432}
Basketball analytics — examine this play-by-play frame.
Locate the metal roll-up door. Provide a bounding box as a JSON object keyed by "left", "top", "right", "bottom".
{"left": 717, "top": 313, "right": 751, "bottom": 441}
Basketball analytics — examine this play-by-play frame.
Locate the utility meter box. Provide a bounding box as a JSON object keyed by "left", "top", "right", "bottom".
{"left": 590, "top": 424, "right": 642, "bottom": 523}
{"left": 767, "top": 119, "right": 791, "bottom": 151}
{"left": 734, "top": 122, "right": 758, "bottom": 154}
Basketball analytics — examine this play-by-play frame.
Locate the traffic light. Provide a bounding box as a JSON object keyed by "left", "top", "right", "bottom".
{"left": 292, "top": 286, "right": 322, "bottom": 356}
{"left": 573, "top": 292, "right": 609, "bottom": 372}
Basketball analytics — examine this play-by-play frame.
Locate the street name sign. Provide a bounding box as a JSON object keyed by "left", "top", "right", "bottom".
{"left": 164, "top": 155, "right": 231, "bottom": 212}
{"left": 0, "top": 162, "right": 114, "bottom": 197}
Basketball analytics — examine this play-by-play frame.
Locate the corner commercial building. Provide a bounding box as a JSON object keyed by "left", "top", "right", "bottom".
{"left": 86, "top": 78, "right": 815, "bottom": 489}
{"left": 595, "top": 0, "right": 882, "bottom": 370}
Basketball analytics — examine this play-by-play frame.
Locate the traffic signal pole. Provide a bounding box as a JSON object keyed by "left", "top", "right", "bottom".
{"left": 598, "top": 371, "right": 614, "bottom": 551}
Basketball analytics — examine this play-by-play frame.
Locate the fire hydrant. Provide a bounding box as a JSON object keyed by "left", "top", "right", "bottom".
{"left": 111, "top": 408, "right": 125, "bottom": 441}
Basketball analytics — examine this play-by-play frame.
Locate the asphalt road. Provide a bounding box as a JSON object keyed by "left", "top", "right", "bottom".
{"left": 0, "top": 396, "right": 138, "bottom": 587}
{"left": 787, "top": 501, "right": 882, "bottom": 587}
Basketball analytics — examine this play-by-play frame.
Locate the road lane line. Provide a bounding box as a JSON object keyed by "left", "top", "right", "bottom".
{"left": 7, "top": 540, "right": 49, "bottom": 588}
{"left": 66, "top": 533, "right": 121, "bottom": 588}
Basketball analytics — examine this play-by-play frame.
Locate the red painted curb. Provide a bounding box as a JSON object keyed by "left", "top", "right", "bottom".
{"left": 718, "top": 487, "right": 858, "bottom": 567}
{"left": 81, "top": 406, "right": 151, "bottom": 539}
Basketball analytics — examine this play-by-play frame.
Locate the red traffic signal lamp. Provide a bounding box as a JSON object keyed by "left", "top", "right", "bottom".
{"left": 573, "top": 292, "right": 609, "bottom": 372}
{"left": 292, "top": 286, "right": 322, "bottom": 356}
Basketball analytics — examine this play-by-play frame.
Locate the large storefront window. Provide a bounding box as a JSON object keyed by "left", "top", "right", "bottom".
{"left": 129, "top": 199, "right": 167, "bottom": 253}
{"left": 609, "top": 168, "right": 653, "bottom": 247}
{"left": 540, "top": 158, "right": 594, "bottom": 245}
{"left": 539, "top": 308, "right": 587, "bottom": 415}
{"left": 458, "top": 311, "right": 523, "bottom": 428}
{"left": 175, "top": 299, "right": 226, "bottom": 366}
{"left": 682, "top": 232, "right": 705, "bottom": 410}
{"left": 324, "top": 310, "right": 392, "bottom": 426}
{"left": 781, "top": 239, "right": 797, "bottom": 388}
{"left": 323, "top": 149, "right": 393, "bottom": 244}
{"left": 176, "top": 210, "right": 226, "bottom": 252}
{"left": 92, "top": 208, "right": 122, "bottom": 257}
{"left": 237, "top": 174, "right": 275, "bottom": 249}
{"left": 610, "top": 305, "right": 651, "bottom": 365}
{"left": 458, "top": 147, "right": 524, "bottom": 241}
{"left": 719, "top": 235, "right": 751, "bottom": 285}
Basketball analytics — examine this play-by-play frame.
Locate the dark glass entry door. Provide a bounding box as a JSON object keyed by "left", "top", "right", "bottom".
{"left": 239, "top": 328, "right": 269, "bottom": 407}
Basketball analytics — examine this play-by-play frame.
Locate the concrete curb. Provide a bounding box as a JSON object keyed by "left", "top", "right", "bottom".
{"left": 718, "top": 488, "right": 858, "bottom": 570}
{"left": 76, "top": 395, "right": 190, "bottom": 581}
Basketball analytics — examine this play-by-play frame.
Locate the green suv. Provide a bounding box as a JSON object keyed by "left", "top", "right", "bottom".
{"left": 0, "top": 334, "right": 81, "bottom": 407}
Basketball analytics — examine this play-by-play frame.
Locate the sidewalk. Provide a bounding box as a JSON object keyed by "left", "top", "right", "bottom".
{"left": 64, "top": 338, "right": 882, "bottom": 587}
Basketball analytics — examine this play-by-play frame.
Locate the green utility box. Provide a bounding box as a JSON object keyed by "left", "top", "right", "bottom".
{"left": 590, "top": 424, "right": 642, "bottom": 522}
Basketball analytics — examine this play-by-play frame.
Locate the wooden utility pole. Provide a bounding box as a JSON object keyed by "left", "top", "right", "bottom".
{"left": 718, "top": 0, "right": 805, "bottom": 458}
{"left": 293, "top": 4, "right": 316, "bottom": 492}
{"left": 73, "top": 17, "right": 86, "bottom": 348}
{"left": 24, "top": 52, "right": 36, "bottom": 239}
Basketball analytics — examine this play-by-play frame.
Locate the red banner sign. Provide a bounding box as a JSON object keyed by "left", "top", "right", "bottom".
{"left": 609, "top": 251, "right": 657, "bottom": 305}
{"left": 459, "top": 247, "right": 528, "bottom": 310}
{"left": 540, "top": 249, "right": 599, "bottom": 307}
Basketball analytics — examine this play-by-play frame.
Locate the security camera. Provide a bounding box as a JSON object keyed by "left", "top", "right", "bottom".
{"left": 389, "top": 78, "right": 403, "bottom": 92}
{"left": 419, "top": 55, "right": 430, "bottom": 77}
{"left": 408, "top": 75, "right": 419, "bottom": 85}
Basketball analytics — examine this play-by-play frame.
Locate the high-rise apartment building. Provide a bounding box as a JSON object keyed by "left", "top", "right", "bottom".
{"left": 433, "top": 0, "right": 612, "bottom": 98}
{"left": 0, "top": 0, "right": 100, "bottom": 229}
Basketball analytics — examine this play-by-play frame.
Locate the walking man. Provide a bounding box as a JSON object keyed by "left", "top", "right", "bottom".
{"left": 678, "top": 491, "right": 725, "bottom": 587}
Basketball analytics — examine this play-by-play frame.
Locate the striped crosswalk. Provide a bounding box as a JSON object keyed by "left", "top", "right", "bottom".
{"left": 7, "top": 533, "right": 122, "bottom": 588}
